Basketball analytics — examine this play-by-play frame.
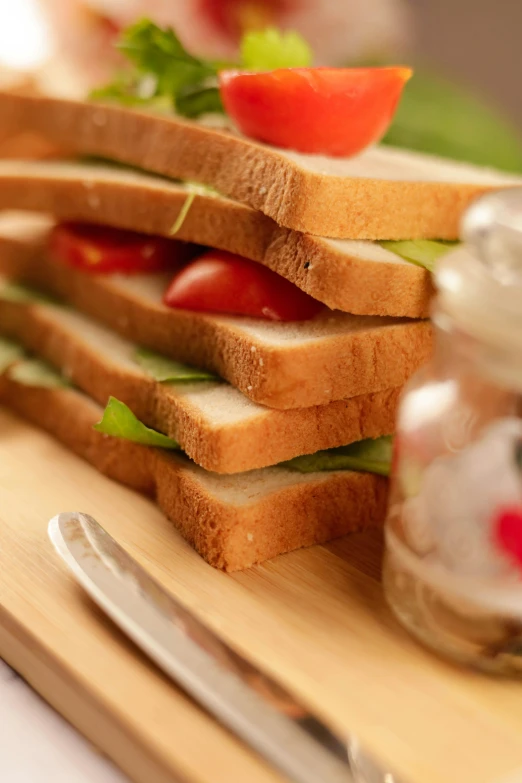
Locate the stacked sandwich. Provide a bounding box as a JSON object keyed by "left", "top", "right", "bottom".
{"left": 0, "top": 25, "right": 518, "bottom": 570}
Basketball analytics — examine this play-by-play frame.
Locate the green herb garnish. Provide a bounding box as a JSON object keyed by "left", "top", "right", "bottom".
{"left": 94, "top": 396, "right": 179, "bottom": 449}
{"left": 282, "top": 436, "right": 393, "bottom": 476}
{"left": 91, "top": 20, "right": 312, "bottom": 118}
{"left": 91, "top": 19, "right": 222, "bottom": 117}
{"left": 134, "top": 348, "right": 217, "bottom": 383}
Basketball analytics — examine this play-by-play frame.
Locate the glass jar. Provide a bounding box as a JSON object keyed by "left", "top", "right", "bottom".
{"left": 383, "top": 188, "right": 522, "bottom": 675}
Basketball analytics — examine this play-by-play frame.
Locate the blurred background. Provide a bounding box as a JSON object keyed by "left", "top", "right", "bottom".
{"left": 414, "top": 0, "right": 522, "bottom": 128}
{"left": 0, "top": 0, "right": 521, "bottom": 170}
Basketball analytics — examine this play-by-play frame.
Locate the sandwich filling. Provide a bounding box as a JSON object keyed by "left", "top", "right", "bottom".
{"left": 48, "top": 220, "right": 452, "bottom": 326}
{"left": 0, "top": 335, "right": 392, "bottom": 477}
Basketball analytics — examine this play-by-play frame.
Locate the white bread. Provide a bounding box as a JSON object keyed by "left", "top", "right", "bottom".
{"left": 0, "top": 228, "right": 433, "bottom": 409}
{"left": 0, "top": 73, "right": 61, "bottom": 159}
{"left": 0, "top": 159, "right": 434, "bottom": 318}
{"left": 0, "top": 293, "right": 400, "bottom": 473}
{"left": 0, "top": 375, "right": 388, "bottom": 570}
{"left": 0, "top": 91, "right": 519, "bottom": 239}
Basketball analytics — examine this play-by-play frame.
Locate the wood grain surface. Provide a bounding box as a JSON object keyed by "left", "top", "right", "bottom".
{"left": 1, "top": 406, "right": 522, "bottom": 783}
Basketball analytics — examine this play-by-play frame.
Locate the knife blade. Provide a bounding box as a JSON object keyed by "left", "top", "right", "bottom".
{"left": 48, "top": 511, "right": 405, "bottom": 783}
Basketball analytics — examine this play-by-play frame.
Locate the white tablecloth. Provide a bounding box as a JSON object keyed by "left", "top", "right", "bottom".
{"left": 0, "top": 659, "right": 127, "bottom": 782}
{"left": 4, "top": 656, "right": 522, "bottom": 783}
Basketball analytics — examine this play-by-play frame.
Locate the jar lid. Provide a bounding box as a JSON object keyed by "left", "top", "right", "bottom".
{"left": 436, "top": 188, "right": 522, "bottom": 352}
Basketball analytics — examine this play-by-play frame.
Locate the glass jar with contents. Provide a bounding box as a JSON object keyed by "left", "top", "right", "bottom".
{"left": 383, "top": 188, "right": 522, "bottom": 674}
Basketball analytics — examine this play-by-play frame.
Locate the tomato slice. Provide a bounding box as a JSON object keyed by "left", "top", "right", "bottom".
{"left": 163, "top": 250, "right": 324, "bottom": 321}
{"left": 219, "top": 66, "right": 412, "bottom": 157}
{"left": 50, "top": 223, "right": 195, "bottom": 275}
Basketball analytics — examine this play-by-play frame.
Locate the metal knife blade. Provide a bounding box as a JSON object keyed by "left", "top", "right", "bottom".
{"left": 48, "top": 511, "right": 405, "bottom": 783}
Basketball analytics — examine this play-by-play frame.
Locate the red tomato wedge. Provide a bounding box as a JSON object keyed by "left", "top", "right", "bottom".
{"left": 219, "top": 66, "right": 412, "bottom": 157}
{"left": 50, "top": 223, "right": 195, "bottom": 275}
{"left": 163, "top": 250, "right": 324, "bottom": 321}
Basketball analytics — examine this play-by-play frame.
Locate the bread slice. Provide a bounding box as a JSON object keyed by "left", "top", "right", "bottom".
{"left": 0, "top": 73, "right": 60, "bottom": 159}
{"left": 0, "top": 230, "right": 433, "bottom": 409}
{"left": 0, "top": 375, "right": 388, "bottom": 570}
{"left": 0, "top": 294, "right": 400, "bottom": 473}
{"left": 0, "top": 159, "right": 434, "bottom": 318}
{"left": 0, "top": 91, "right": 519, "bottom": 239}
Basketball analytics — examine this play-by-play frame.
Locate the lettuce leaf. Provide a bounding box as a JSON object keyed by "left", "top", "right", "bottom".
{"left": 8, "top": 359, "right": 70, "bottom": 388}
{"left": 169, "top": 191, "right": 196, "bottom": 235}
{"left": 379, "top": 239, "right": 457, "bottom": 272}
{"left": 0, "top": 281, "right": 59, "bottom": 305}
{"left": 134, "top": 348, "right": 217, "bottom": 382}
{"left": 93, "top": 396, "right": 390, "bottom": 475}
{"left": 94, "top": 396, "right": 180, "bottom": 449}
{"left": 241, "top": 28, "right": 312, "bottom": 71}
{"left": 0, "top": 338, "right": 24, "bottom": 372}
{"left": 0, "top": 336, "right": 69, "bottom": 387}
{"left": 169, "top": 180, "right": 221, "bottom": 234}
{"left": 282, "top": 436, "right": 393, "bottom": 476}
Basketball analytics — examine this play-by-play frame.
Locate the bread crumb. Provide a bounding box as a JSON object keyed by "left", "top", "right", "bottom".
{"left": 259, "top": 358, "right": 264, "bottom": 366}
{"left": 247, "top": 532, "right": 254, "bottom": 542}
{"left": 247, "top": 385, "right": 253, "bottom": 391}
{"left": 250, "top": 346, "right": 256, "bottom": 353}
{"left": 258, "top": 186, "right": 267, "bottom": 195}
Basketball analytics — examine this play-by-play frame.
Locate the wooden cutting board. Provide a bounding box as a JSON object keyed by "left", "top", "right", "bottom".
{"left": 1, "top": 406, "right": 522, "bottom": 783}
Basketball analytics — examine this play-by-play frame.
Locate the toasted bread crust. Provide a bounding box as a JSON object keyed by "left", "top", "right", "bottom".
{"left": 0, "top": 378, "right": 388, "bottom": 570}
{"left": 0, "top": 92, "right": 518, "bottom": 239}
{"left": 0, "top": 161, "right": 433, "bottom": 318}
{"left": 0, "top": 235, "right": 433, "bottom": 409}
{"left": 0, "top": 296, "right": 401, "bottom": 473}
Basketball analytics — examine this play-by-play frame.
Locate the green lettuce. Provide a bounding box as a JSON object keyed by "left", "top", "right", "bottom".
{"left": 8, "top": 359, "right": 70, "bottom": 389}
{"left": 94, "top": 396, "right": 180, "bottom": 449}
{"left": 0, "top": 337, "right": 69, "bottom": 387}
{"left": 93, "top": 397, "right": 391, "bottom": 476}
{"left": 169, "top": 191, "right": 196, "bottom": 235}
{"left": 0, "top": 338, "right": 24, "bottom": 373}
{"left": 282, "top": 436, "right": 393, "bottom": 476}
{"left": 379, "top": 239, "right": 457, "bottom": 272}
{"left": 241, "top": 28, "right": 312, "bottom": 71}
{"left": 134, "top": 348, "right": 217, "bottom": 382}
{"left": 169, "top": 181, "right": 221, "bottom": 235}
{"left": 0, "top": 281, "right": 59, "bottom": 305}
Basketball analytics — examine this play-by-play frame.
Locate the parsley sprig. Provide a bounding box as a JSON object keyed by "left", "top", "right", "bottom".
{"left": 90, "top": 20, "right": 312, "bottom": 118}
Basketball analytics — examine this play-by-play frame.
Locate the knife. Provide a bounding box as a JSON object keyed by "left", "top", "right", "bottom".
{"left": 48, "top": 511, "right": 405, "bottom": 783}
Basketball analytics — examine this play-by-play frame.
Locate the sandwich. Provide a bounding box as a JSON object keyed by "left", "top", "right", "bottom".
{"left": 0, "top": 23, "right": 519, "bottom": 570}
{"left": 0, "top": 68, "right": 59, "bottom": 160}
